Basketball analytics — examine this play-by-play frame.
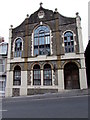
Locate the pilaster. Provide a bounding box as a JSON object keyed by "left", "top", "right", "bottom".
{"left": 20, "top": 71, "right": 27, "bottom": 96}
{"left": 41, "top": 69, "right": 43, "bottom": 86}
{"left": 5, "top": 71, "right": 13, "bottom": 97}
{"left": 58, "top": 69, "right": 64, "bottom": 91}
{"left": 76, "top": 12, "right": 84, "bottom": 53}
{"left": 79, "top": 68, "right": 87, "bottom": 89}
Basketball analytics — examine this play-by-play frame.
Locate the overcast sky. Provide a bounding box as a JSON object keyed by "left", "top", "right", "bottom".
{"left": 89, "top": 1, "right": 90, "bottom": 38}
{"left": 0, "top": 0, "right": 89, "bottom": 50}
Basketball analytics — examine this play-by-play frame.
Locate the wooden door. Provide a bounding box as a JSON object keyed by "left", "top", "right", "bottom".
{"left": 64, "top": 62, "right": 80, "bottom": 89}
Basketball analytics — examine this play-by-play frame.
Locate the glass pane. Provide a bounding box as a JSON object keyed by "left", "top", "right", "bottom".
{"left": 67, "top": 37, "right": 70, "bottom": 42}
{"left": 34, "top": 49, "right": 38, "bottom": 55}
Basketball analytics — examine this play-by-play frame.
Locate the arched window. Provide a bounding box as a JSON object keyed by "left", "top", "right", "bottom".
{"left": 34, "top": 25, "right": 50, "bottom": 56}
{"left": 14, "top": 38, "right": 22, "bottom": 57}
{"left": 13, "top": 66, "right": 21, "bottom": 85}
{"left": 64, "top": 31, "right": 74, "bottom": 53}
{"left": 44, "top": 64, "right": 52, "bottom": 85}
{"left": 33, "top": 64, "right": 41, "bottom": 85}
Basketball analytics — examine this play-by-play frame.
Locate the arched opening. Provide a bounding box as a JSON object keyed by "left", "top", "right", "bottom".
{"left": 13, "top": 65, "right": 21, "bottom": 85}
{"left": 43, "top": 64, "right": 52, "bottom": 85}
{"left": 14, "top": 38, "right": 22, "bottom": 57}
{"left": 64, "top": 31, "right": 74, "bottom": 53}
{"left": 34, "top": 25, "right": 50, "bottom": 56}
{"left": 64, "top": 62, "right": 80, "bottom": 89}
{"left": 33, "top": 64, "right": 41, "bottom": 85}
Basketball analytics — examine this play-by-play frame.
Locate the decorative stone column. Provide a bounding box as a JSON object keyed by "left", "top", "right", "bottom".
{"left": 41, "top": 69, "right": 43, "bottom": 86}
{"left": 76, "top": 12, "right": 84, "bottom": 53}
{"left": 5, "top": 25, "right": 13, "bottom": 97}
{"left": 58, "top": 69, "right": 64, "bottom": 91}
{"left": 79, "top": 56, "right": 87, "bottom": 89}
{"left": 76, "top": 12, "right": 87, "bottom": 89}
{"left": 8, "top": 25, "right": 13, "bottom": 59}
{"left": 20, "top": 71, "right": 27, "bottom": 96}
{"left": 31, "top": 70, "right": 33, "bottom": 86}
{"left": 5, "top": 71, "right": 13, "bottom": 97}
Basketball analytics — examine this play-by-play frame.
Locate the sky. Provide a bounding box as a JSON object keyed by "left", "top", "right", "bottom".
{"left": 0, "top": 0, "right": 89, "bottom": 50}
{"left": 89, "top": 1, "right": 90, "bottom": 38}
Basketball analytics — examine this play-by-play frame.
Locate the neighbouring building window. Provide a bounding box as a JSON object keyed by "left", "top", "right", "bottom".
{"left": 14, "top": 38, "right": 22, "bottom": 57}
{"left": 0, "top": 43, "right": 7, "bottom": 54}
{"left": 13, "top": 66, "right": 21, "bottom": 85}
{"left": 0, "top": 80, "right": 6, "bottom": 91}
{"left": 33, "top": 64, "right": 41, "bottom": 85}
{"left": 44, "top": 64, "right": 52, "bottom": 85}
{"left": 34, "top": 25, "right": 50, "bottom": 56}
{"left": 0, "top": 59, "right": 5, "bottom": 72}
{"left": 64, "top": 31, "right": 74, "bottom": 53}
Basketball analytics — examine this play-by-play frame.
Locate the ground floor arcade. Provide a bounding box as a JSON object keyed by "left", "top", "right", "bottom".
{"left": 5, "top": 58, "right": 87, "bottom": 97}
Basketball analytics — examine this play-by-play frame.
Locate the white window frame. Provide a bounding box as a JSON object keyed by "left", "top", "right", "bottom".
{"left": 62, "top": 30, "right": 76, "bottom": 54}
{"left": 13, "top": 37, "right": 23, "bottom": 57}
{"left": 31, "top": 23, "right": 53, "bottom": 56}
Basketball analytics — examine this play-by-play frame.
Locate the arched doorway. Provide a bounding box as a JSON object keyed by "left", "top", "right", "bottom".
{"left": 64, "top": 62, "right": 80, "bottom": 89}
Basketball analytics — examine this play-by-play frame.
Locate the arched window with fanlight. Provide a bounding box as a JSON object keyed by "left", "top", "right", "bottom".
{"left": 64, "top": 31, "right": 74, "bottom": 53}
{"left": 34, "top": 25, "right": 50, "bottom": 56}
{"left": 14, "top": 38, "right": 22, "bottom": 57}
{"left": 13, "top": 65, "right": 21, "bottom": 86}
{"left": 33, "top": 64, "right": 41, "bottom": 85}
{"left": 43, "top": 64, "right": 52, "bottom": 86}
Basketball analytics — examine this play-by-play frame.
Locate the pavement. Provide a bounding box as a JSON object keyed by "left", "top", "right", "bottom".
{"left": 2, "top": 88, "right": 89, "bottom": 100}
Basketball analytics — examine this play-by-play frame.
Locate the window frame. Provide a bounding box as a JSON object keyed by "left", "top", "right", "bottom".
{"left": 43, "top": 64, "right": 52, "bottom": 86}
{"left": 13, "top": 37, "right": 23, "bottom": 58}
{"left": 63, "top": 31, "right": 75, "bottom": 53}
{"left": 33, "top": 64, "right": 41, "bottom": 85}
{"left": 33, "top": 25, "right": 51, "bottom": 56}
{"left": 13, "top": 66, "right": 21, "bottom": 86}
{"left": 0, "top": 59, "right": 5, "bottom": 73}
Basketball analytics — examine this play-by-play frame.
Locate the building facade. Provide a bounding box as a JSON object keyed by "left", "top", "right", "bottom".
{"left": 5, "top": 4, "right": 87, "bottom": 97}
{"left": 0, "top": 37, "right": 8, "bottom": 96}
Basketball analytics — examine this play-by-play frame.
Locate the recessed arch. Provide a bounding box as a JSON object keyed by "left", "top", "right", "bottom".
{"left": 31, "top": 62, "right": 42, "bottom": 70}
{"left": 12, "top": 64, "right": 22, "bottom": 71}
{"left": 43, "top": 63, "right": 52, "bottom": 86}
{"left": 62, "top": 60, "right": 81, "bottom": 69}
{"left": 42, "top": 62, "right": 53, "bottom": 70}
{"left": 32, "top": 24, "right": 53, "bottom": 56}
{"left": 13, "top": 37, "right": 23, "bottom": 57}
{"left": 13, "top": 65, "right": 21, "bottom": 86}
{"left": 64, "top": 62, "right": 80, "bottom": 89}
{"left": 62, "top": 30, "right": 76, "bottom": 53}
{"left": 33, "top": 64, "right": 41, "bottom": 85}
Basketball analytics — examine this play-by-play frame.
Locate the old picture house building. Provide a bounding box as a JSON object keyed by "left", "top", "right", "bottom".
{"left": 5, "top": 3, "right": 87, "bottom": 97}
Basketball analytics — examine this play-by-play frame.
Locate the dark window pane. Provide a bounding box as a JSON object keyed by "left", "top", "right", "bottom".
{"left": 65, "top": 42, "right": 67, "bottom": 46}
{"left": 71, "top": 41, "right": 74, "bottom": 45}
{"left": 68, "top": 42, "right": 70, "bottom": 45}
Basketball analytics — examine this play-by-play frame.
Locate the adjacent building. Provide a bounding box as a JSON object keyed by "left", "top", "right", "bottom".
{"left": 5, "top": 3, "right": 87, "bottom": 97}
{"left": 0, "top": 37, "right": 8, "bottom": 96}
{"left": 85, "top": 39, "right": 90, "bottom": 88}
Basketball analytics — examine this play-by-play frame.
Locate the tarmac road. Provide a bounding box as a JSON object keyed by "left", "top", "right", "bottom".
{"left": 2, "top": 94, "right": 88, "bottom": 118}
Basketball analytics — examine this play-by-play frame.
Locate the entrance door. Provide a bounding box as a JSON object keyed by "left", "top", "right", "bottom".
{"left": 64, "top": 62, "right": 80, "bottom": 89}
